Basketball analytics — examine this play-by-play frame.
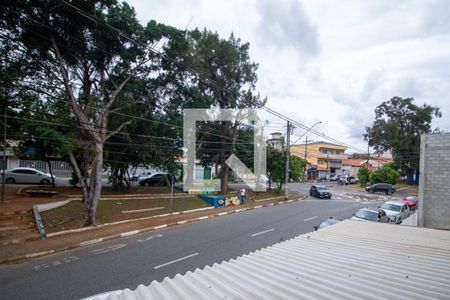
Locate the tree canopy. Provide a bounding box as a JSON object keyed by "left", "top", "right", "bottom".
{"left": 365, "top": 97, "right": 441, "bottom": 174}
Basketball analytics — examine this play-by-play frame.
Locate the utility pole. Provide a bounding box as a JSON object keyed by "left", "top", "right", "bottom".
{"left": 366, "top": 142, "right": 370, "bottom": 165}
{"left": 284, "top": 121, "right": 290, "bottom": 199}
{"left": 304, "top": 136, "right": 308, "bottom": 181}
{"left": 2, "top": 112, "right": 6, "bottom": 203}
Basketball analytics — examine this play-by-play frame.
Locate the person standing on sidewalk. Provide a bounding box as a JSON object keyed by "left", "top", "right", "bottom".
{"left": 240, "top": 188, "right": 246, "bottom": 205}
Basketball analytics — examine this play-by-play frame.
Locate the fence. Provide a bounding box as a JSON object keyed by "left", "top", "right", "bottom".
{"left": 19, "top": 159, "right": 72, "bottom": 176}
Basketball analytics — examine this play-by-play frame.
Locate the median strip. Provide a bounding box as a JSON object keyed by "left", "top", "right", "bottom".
{"left": 153, "top": 252, "right": 199, "bottom": 269}
{"left": 120, "top": 230, "right": 140, "bottom": 237}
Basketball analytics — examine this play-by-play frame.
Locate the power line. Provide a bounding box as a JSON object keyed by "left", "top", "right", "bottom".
{"left": 5, "top": 1, "right": 369, "bottom": 157}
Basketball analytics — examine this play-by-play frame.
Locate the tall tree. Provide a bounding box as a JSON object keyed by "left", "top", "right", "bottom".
{"left": 365, "top": 97, "right": 441, "bottom": 178}
{"left": 185, "top": 30, "right": 266, "bottom": 194}
{"left": 1, "top": 1, "right": 178, "bottom": 225}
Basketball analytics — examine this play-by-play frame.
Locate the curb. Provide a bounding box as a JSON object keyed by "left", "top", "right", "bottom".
{"left": 1, "top": 195, "right": 307, "bottom": 265}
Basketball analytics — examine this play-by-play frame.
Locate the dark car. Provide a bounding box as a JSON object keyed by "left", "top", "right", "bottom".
{"left": 139, "top": 173, "right": 175, "bottom": 186}
{"left": 309, "top": 185, "right": 332, "bottom": 199}
{"left": 365, "top": 183, "right": 396, "bottom": 195}
{"left": 314, "top": 217, "right": 340, "bottom": 231}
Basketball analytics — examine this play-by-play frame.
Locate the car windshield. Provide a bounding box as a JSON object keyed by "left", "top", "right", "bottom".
{"left": 317, "top": 186, "right": 329, "bottom": 191}
{"left": 355, "top": 210, "right": 378, "bottom": 221}
{"left": 381, "top": 203, "right": 401, "bottom": 212}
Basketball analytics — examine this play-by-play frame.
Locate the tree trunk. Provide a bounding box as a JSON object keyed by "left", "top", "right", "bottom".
{"left": 45, "top": 156, "right": 55, "bottom": 187}
{"left": 68, "top": 151, "right": 90, "bottom": 222}
{"left": 85, "top": 143, "right": 104, "bottom": 226}
{"left": 220, "top": 162, "right": 229, "bottom": 195}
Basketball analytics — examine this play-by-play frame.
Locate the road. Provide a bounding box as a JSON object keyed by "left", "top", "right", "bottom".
{"left": 0, "top": 182, "right": 387, "bottom": 300}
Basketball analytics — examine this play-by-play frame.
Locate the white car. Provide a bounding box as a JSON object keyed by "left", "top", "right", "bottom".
{"left": 380, "top": 201, "right": 410, "bottom": 224}
{"left": 4, "top": 167, "right": 54, "bottom": 184}
{"left": 351, "top": 208, "right": 391, "bottom": 223}
{"left": 131, "top": 171, "right": 152, "bottom": 182}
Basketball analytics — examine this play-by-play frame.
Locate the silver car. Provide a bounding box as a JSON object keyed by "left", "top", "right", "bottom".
{"left": 3, "top": 167, "right": 54, "bottom": 184}
{"left": 351, "top": 208, "right": 392, "bottom": 223}
{"left": 380, "top": 201, "right": 411, "bottom": 224}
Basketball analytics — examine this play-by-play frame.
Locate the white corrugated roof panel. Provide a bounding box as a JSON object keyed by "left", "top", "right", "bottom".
{"left": 101, "top": 220, "right": 450, "bottom": 300}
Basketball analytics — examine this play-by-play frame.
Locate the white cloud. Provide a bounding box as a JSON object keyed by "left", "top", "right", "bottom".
{"left": 128, "top": 0, "right": 450, "bottom": 151}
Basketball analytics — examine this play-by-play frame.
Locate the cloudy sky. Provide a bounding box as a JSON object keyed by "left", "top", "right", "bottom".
{"left": 129, "top": 0, "right": 450, "bottom": 153}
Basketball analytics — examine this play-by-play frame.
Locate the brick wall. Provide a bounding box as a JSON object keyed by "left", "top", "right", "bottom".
{"left": 418, "top": 133, "right": 450, "bottom": 229}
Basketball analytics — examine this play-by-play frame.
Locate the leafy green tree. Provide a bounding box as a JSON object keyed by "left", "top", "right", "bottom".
{"left": 266, "top": 142, "right": 306, "bottom": 194}
{"left": 1, "top": 1, "right": 181, "bottom": 225}
{"left": 289, "top": 155, "right": 307, "bottom": 182}
{"left": 267, "top": 146, "right": 285, "bottom": 194}
{"left": 184, "top": 30, "right": 266, "bottom": 194}
{"left": 369, "top": 166, "right": 400, "bottom": 185}
{"left": 366, "top": 97, "right": 441, "bottom": 181}
{"left": 357, "top": 166, "right": 370, "bottom": 187}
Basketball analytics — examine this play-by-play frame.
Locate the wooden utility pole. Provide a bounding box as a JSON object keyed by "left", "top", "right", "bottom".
{"left": 304, "top": 136, "right": 308, "bottom": 181}
{"left": 284, "top": 121, "right": 291, "bottom": 199}
{"left": 2, "top": 112, "right": 6, "bottom": 203}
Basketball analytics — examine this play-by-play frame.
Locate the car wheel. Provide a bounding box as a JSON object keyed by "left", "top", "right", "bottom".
{"left": 5, "top": 178, "right": 15, "bottom": 184}
{"left": 397, "top": 218, "right": 402, "bottom": 224}
{"left": 40, "top": 179, "right": 50, "bottom": 185}
{"left": 387, "top": 190, "right": 393, "bottom": 195}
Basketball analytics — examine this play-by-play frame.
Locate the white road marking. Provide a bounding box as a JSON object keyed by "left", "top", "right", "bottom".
{"left": 177, "top": 220, "right": 188, "bottom": 224}
{"left": 153, "top": 252, "right": 199, "bottom": 269}
{"left": 218, "top": 212, "right": 228, "bottom": 216}
{"left": 91, "top": 243, "right": 126, "bottom": 255}
{"left": 80, "top": 238, "right": 103, "bottom": 247}
{"left": 251, "top": 228, "right": 275, "bottom": 237}
{"left": 254, "top": 205, "right": 263, "bottom": 209}
{"left": 34, "top": 256, "right": 79, "bottom": 271}
{"left": 303, "top": 216, "right": 318, "bottom": 222}
{"left": 137, "top": 234, "right": 163, "bottom": 243}
{"left": 198, "top": 216, "right": 209, "bottom": 220}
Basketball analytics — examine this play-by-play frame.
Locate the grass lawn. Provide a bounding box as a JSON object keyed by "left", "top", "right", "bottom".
{"left": 41, "top": 190, "right": 303, "bottom": 233}
{"left": 41, "top": 197, "right": 211, "bottom": 233}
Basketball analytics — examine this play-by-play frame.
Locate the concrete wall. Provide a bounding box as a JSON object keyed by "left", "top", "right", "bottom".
{"left": 418, "top": 133, "right": 450, "bottom": 229}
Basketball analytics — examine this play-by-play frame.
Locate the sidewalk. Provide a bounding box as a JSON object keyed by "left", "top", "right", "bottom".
{"left": 400, "top": 211, "right": 418, "bottom": 226}
{"left": 0, "top": 192, "right": 305, "bottom": 265}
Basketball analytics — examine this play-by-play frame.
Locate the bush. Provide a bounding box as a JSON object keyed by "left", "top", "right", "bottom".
{"left": 369, "top": 166, "right": 400, "bottom": 185}
{"left": 357, "top": 167, "right": 370, "bottom": 187}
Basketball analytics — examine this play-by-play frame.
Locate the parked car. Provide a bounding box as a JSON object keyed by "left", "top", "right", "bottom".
{"left": 337, "top": 176, "right": 349, "bottom": 185}
{"left": 365, "top": 183, "right": 396, "bottom": 195}
{"left": 401, "top": 195, "right": 418, "bottom": 210}
{"left": 380, "top": 201, "right": 410, "bottom": 224}
{"left": 314, "top": 217, "right": 340, "bottom": 231}
{"left": 3, "top": 167, "right": 54, "bottom": 184}
{"left": 348, "top": 176, "right": 359, "bottom": 184}
{"left": 329, "top": 174, "right": 340, "bottom": 181}
{"left": 138, "top": 172, "right": 175, "bottom": 186}
{"left": 351, "top": 208, "right": 392, "bottom": 223}
{"left": 309, "top": 185, "right": 332, "bottom": 199}
{"left": 131, "top": 171, "right": 152, "bottom": 182}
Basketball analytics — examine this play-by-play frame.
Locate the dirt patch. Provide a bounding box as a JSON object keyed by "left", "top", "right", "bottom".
{"left": 41, "top": 197, "right": 211, "bottom": 233}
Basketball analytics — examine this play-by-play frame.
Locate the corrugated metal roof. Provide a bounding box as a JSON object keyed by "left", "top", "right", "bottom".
{"left": 100, "top": 220, "right": 450, "bottom": 300}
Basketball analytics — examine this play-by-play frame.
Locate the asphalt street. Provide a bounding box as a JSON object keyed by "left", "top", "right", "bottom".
{"left": 0, "top": 182, "right": 388, "bottom": 300}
